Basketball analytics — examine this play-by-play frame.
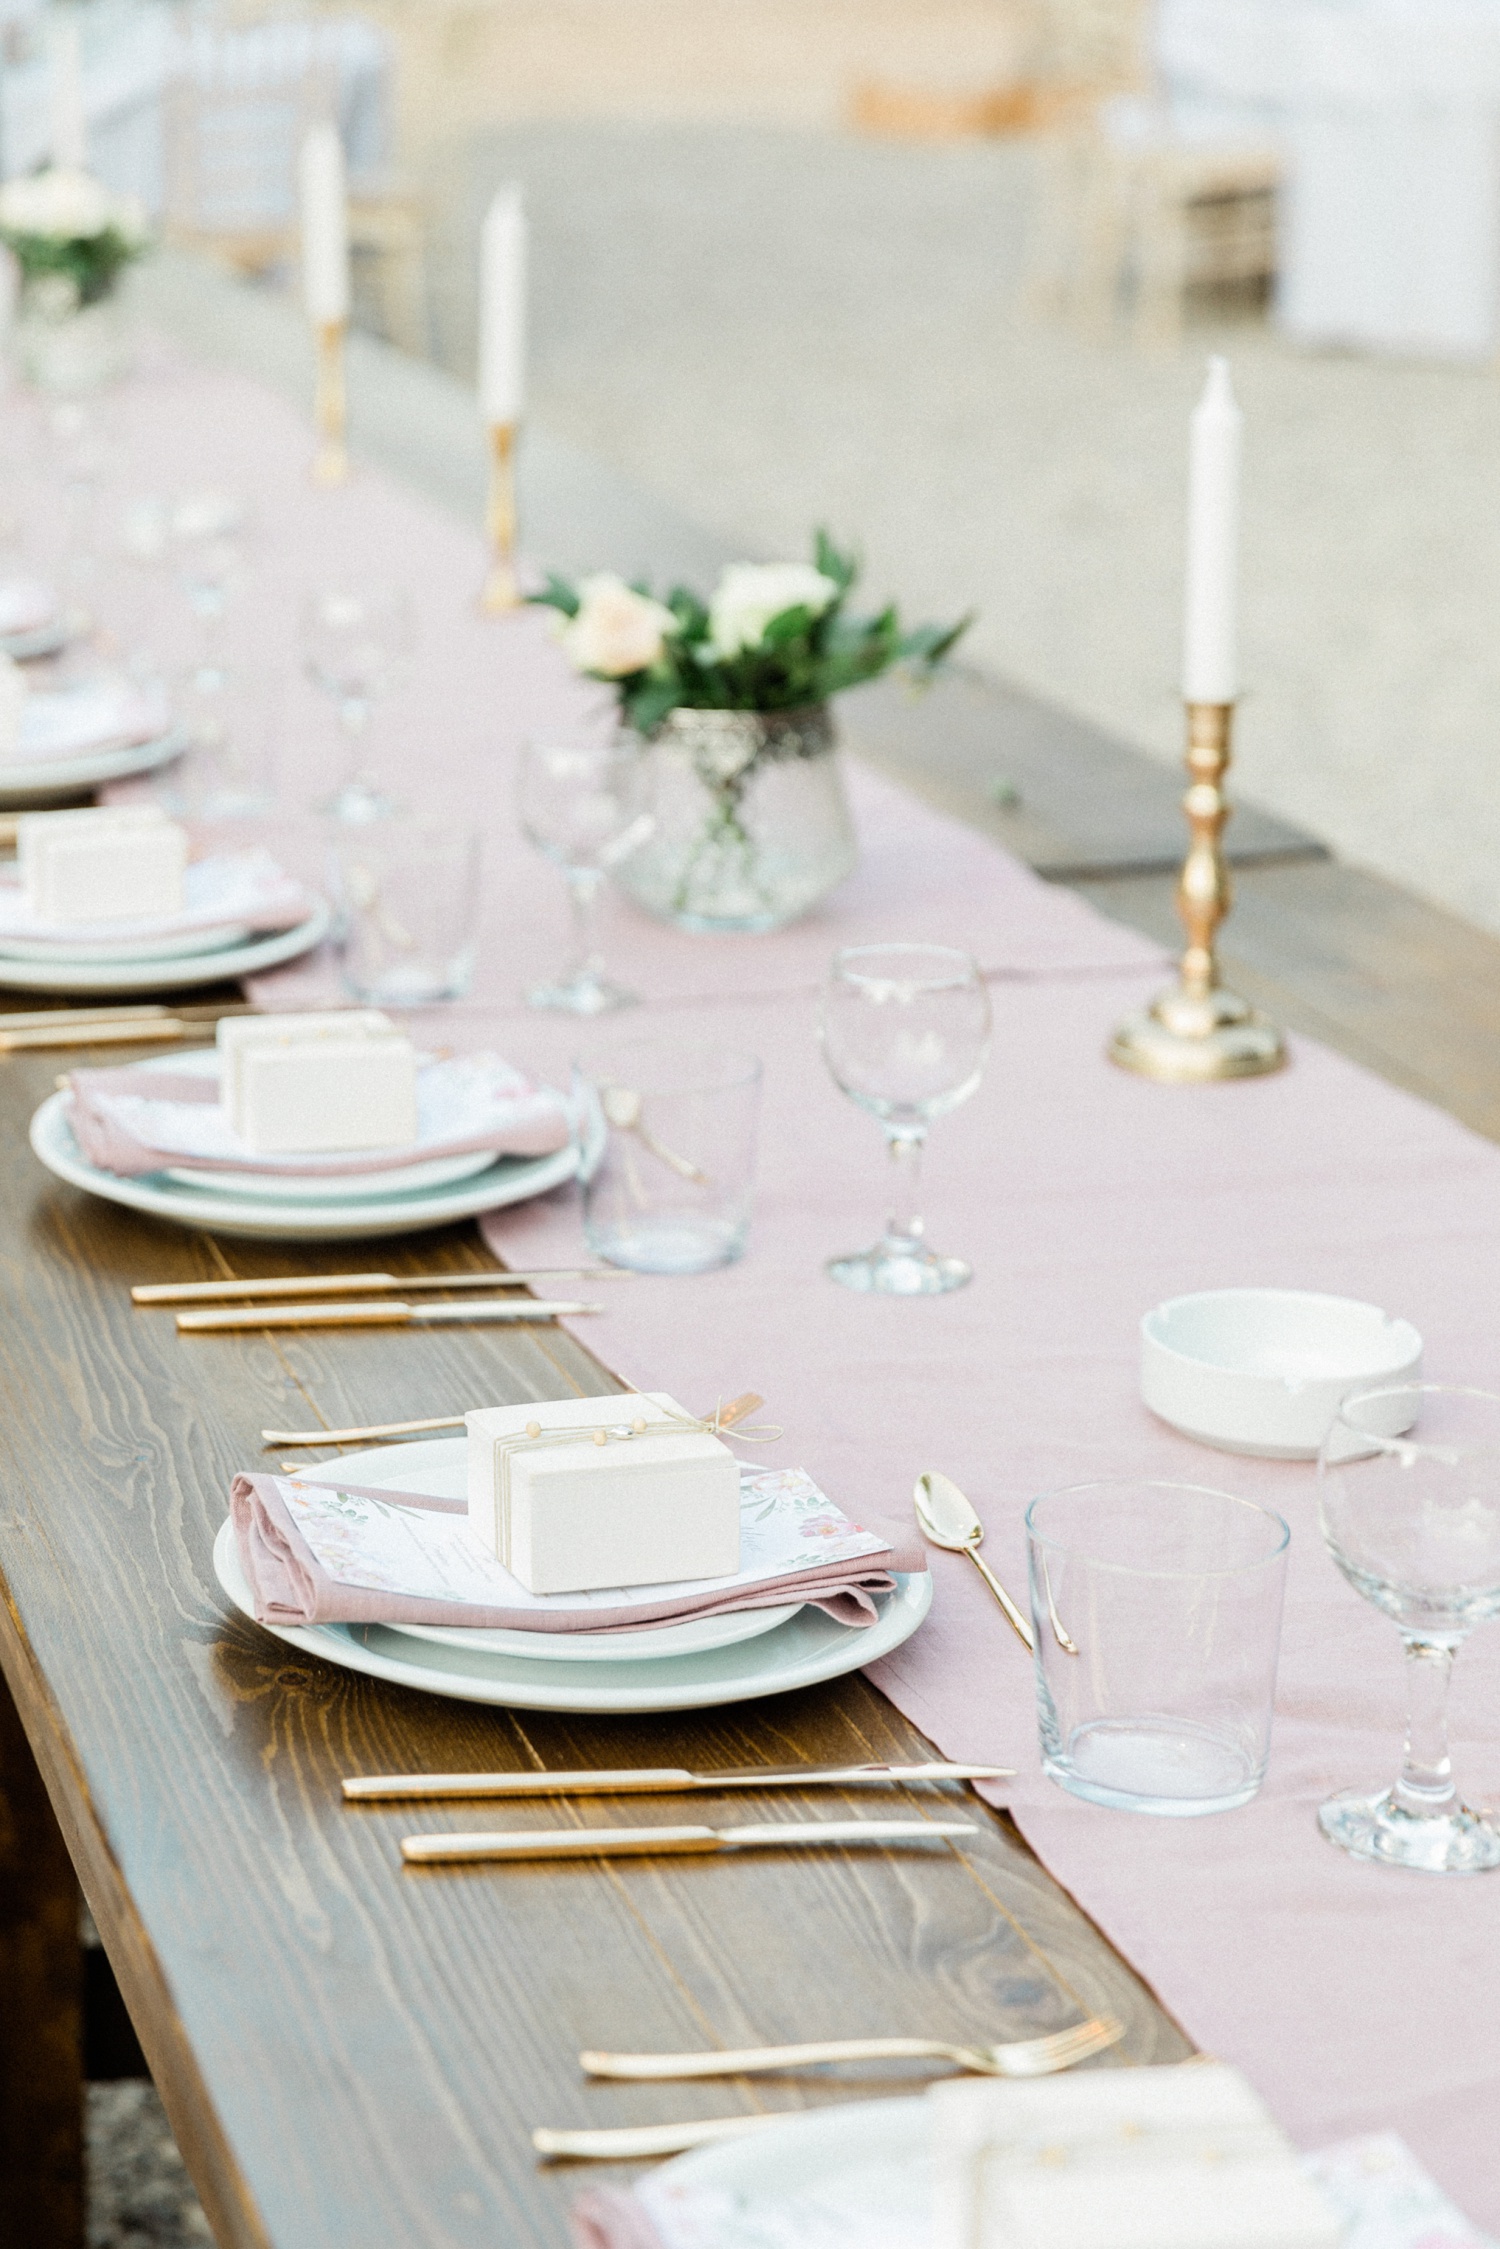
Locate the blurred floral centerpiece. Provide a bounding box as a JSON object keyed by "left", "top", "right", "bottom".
{"left": 0, "top": 166, "right": 148, "bottom": 393}
{"left": 537, "top": 535, "right": 969, "bottom": 932}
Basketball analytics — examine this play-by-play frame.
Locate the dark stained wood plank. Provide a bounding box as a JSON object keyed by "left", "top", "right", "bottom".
{"left": 0, "top": 1668, "right": 83, "bottom": 2248}
{"left": 0, "top": 1037, "right": 1189, "bottom": 2249}
{"left": 1076, "top": 858, "right": 1500, "bottom": 1143}
{"left": 842, "top": 667, "right": 1324, "bottom": 879}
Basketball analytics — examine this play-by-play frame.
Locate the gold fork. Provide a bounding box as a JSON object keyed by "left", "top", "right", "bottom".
{"left": 579, "top": 2015, "right": 1123, "bottom": 2085}
{"left": 534, "top": 2020, "right": 1123, "bottom": 2160}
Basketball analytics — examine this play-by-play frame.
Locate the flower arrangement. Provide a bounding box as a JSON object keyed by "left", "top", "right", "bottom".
{"left": 535, "top": 532, "right": 970, "bottom": 734}
{"left": 0, "top": 167, "right": 148, "bottom": 313}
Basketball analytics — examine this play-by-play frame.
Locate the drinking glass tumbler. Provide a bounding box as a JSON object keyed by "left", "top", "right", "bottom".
{"left": 332, "top": 821, "right": 481, "bottom": 1006}
{"left": 1027, "top": 1480, "right": 1290, "bottom": 1816}
{"left": 578, "top": 1038, "right": 762, "bottom": 1275}
{"left": 1317, "top": 1384, "right": 1500, "bottom": 1874}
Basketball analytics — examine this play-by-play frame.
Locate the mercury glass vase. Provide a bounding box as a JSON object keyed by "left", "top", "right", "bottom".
{"left": 14, "top": 278, "right": 131, "bottom": 395}
{"left": 616, "top": 704, "right": 857, "bottom": 933}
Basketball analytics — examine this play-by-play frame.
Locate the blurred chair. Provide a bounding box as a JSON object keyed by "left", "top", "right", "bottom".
{"left": 162, "top": 12, "right": 427, "bottom": 353}
{"left": 1028, "top": 100, "right": 1280, "bottom": 348}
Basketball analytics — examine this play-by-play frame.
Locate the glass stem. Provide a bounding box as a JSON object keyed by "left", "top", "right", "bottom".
{"left": 881, "top": 1127, "right": 927, "bottom": 1251}
{"left": 340, "top": 697, "right": 373, "bottom": 788}
{"left": 1393, "top": 1635, "right": 1461, "bottom": 1819}
{"left": 565, "top": 867, "right": 605, "bottom": 984}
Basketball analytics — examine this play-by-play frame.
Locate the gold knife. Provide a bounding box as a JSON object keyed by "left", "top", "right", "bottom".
{"left": 134, "top": 1267, "right": 628, "bottom": 1305}
{"left": 346, "top": 1762, "right": 1013, "bottom": 1802}
{"left": 176, "top": 1298, "right": 601, "bottom": 1333}
{"left": 402, "top": 1819, "right": 978, "bottom": 1864}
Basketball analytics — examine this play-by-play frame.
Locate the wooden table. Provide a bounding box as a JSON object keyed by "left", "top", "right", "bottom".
{"left": 0, "top": 1035, "right": 1190, "bottom": 2249}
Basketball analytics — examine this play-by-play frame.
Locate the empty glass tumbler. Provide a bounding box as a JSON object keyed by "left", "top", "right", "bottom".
{"left": 578, "top": 1039, "right": 762, "bottom": 1276}
{"left": 331, "top": 821, "right": 481, "bottom": 1006}
{"left": 1027, "top": 1480, "right": 1290, "bottom": 1816}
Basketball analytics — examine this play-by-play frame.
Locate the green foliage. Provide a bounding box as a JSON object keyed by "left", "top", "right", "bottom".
{"left": 533, "top": 533, "right": 972, "bottom": 732}
{"left": 2, "top": 224, "right": 141, "bottom": 307}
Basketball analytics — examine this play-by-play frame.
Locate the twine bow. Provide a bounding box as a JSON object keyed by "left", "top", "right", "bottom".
{"left": 491, "top": 1391, "right": 780, "bottom": 1568}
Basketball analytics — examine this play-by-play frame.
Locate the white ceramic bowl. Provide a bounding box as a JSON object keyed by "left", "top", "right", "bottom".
{"left": 1141, "top": 1288, "right": 1423, "bottom": 1459}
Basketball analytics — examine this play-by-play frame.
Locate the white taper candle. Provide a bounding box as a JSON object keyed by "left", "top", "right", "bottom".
{"left": 479, "top": 185, "right": 527, "bottom": 426}
{"left": 49, "top": 15, "right": 87, "bottom": 172}
{"left": 1181, "top": 356, "right": 1242, "bottom": 705}
{"left": 299, "top": 124, "right": 350, "bottom": 327}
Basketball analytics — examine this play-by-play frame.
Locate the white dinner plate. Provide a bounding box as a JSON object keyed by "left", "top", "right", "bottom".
{"left": 290, "top": 1438, "right": 800, "bottom": 1662}
{"left": 0, "top": 724, "right": 188, "bottom": 809}
{"left": 30, "top": 1052, "right": 587, "bottom": 1240}
{"left": 0, "top": 899, "right": 331, "bottom": 993}
{"left": 211, "top": 1500, "right": 929, "bottom": 1716}
{"left": 0, "top": 921, "right": 255, "bottom": 966}
{"left": 163, "top": 1146, "right": 499, "bottom": 1204}
{"left": 655, "top": 2095, "right": 930, "bottom": 2246}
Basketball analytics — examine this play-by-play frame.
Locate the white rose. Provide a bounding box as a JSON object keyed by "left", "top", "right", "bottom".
{"left": 558, "top": 575, "right": 676, "bottom": 679}
{"left": 707, "top": 562, "right": 840, "bottom": 659}
{"left": 0, "top": 167, "right": 115, "bottom": 241}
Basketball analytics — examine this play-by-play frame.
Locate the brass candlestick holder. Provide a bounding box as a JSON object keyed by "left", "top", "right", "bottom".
{"left": 480, "top": 420, "right": 522, "bottom": 613}
{"left": 312, "top": 318, "right": 349, "bottom": 487}
{"left": 1109, "top": 700, "right": 1285, "bottom": 1082}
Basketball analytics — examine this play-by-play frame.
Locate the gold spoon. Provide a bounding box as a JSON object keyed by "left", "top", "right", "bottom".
{"left": 914, "top": 1470, "right": 1035, "bottom": 1653}
{"left": 599, "top": 1085, "right": 709, "bottom": 1185}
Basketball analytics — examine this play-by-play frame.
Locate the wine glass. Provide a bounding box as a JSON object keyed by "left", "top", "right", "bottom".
{"left": 301, "top": 584, "right": 416, "bottom": 822}
{"left": 1317, "top": 1384, "right": 1500, "bottom": 1874}
{"left": 172, "top": 490, "right": 251, "bottom": 692}
{"left": 819, "top": 941, "right": 991, "bottom": 1294}
{"left": 516, "top": 733, "right": 651, "bottom": 1014}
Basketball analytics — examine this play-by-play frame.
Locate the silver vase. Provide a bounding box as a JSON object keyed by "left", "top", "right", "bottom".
{"left": 616, "top": 704, "right": 857, "bottom": 933}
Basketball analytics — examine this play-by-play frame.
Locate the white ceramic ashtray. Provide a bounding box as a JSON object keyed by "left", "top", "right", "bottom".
{"left": 1140, "top": 1288, "right": 1423, "bottom": 1460}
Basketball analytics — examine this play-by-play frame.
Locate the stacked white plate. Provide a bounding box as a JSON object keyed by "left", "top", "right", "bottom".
{"left": 0, "top": 895, "right": 333, "bottom": 996}
{"left": 212, "top": 1437, "right": 932, "bottom": 1714}
{"left": 30, "top": 1045, "right": 591, "bottom": 1240}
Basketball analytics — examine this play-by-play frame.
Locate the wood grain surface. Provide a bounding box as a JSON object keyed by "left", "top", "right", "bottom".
{"left": 0, "top": 1035, "right": 1189, "bottom": 2249}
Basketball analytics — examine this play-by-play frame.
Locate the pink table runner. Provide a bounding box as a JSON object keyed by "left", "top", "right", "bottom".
{"left": 72, "top": 343, "right": 1500, "bottom": 2224}
{"left": 481, "top": 979, "right": 1500, "bottom": 2228}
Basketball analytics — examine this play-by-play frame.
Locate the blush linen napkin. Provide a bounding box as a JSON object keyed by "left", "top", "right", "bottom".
{"left": 229, "top": 1466, "right": 923, "bottom": 1636}
{"left": 11, "top": 675, "right": 169, "bottom": 762}
{"left": 66, "top": 1049, "right": 572, "bottom": 1178}
{"left": 0, "top": 847, "right": 312, "bottom": 948}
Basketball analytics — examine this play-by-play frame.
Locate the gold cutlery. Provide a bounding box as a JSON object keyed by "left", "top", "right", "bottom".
{"left": 401, "top": 1819, "right": 977, "bottom": 1864}
{"left": 1, "top": 1001, "right": 259, "bottom": 1051}
{"left": 533, "top": 2116, "right": 782, "bottom": 2161}
{"left": 265, "top": 1388, "right": 764, "bottom": 1450}
{"left": 580, "top": 2016, "right": 1124, "bottom": 2084}
{"left": 914, "top": 1471, "right": 1036, "bottom": 1654}
{"left": 133, "top": 1267, "right": 628, "bottom": 1305}
{"left": 344, "top": 1760, "right": 1014, "bottom": 1803}
{"left": 176, "top": 1298, "right": 600, "bottom": 1334}
{"left": 0, "top": 1002, "right": 256, "bottom": 1032}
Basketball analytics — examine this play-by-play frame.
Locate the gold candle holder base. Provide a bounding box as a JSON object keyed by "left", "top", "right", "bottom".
{"left": 480, "top": 420, "right": 522, "bottom": 613}
{"left": 312, "top": 317, "right": 349, "bottom": 487}
{"left": 1109, "top": 699, "right": 1286, "bottom": 1084}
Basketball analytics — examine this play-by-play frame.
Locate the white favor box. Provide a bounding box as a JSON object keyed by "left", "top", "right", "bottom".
{"left": 931, "top": 2063, "right": 1343, "bottom": 2249}
{"left": 18, "top": 806, "right": 186, "bottom": 926}
{"left": 216, "top": 1011, "right": 418, "bottom": 1155}
{"left": 465, "top": 1391, "right": 741, "bottom": 1596}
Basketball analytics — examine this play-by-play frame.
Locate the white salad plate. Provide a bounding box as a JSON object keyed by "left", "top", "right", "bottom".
{"left": 0, "top": 920, "right": 254, "bottom": 966}
{"left": 33, "top": 1089, "right": 583, "bottom": 1242}
{"left": 0, "top": 900, "right": 331, "bottom": 994}
{"left": 211, "top": 1436, "right": 930, "bottom": 1712}
{"left": 162, "top": 1146, "right": 498, "bottom": 1204}
{"left": 1141, "top": 1287, "right": 1423, "bottom": 1460}
{"left": 0, "top": 724, "right": 188, "bottom": 809}
{"left": 290, "top": 1437, "right": 799, "bottom": 1662}
{"left": 649, "top": 2094, "right": 929, "bottom": 2247}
